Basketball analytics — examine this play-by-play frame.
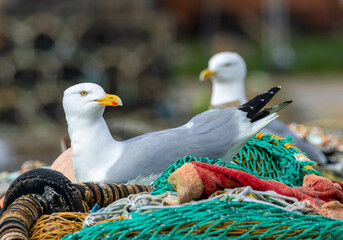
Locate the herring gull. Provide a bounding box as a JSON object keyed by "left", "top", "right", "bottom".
{"left": 63, "top": 82, "right": 290, "bottom": 183}
{"left": 199, "top": 51, "right": 327, "bottom": 164}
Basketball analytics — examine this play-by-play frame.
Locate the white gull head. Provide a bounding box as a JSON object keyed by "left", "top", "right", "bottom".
{"left": 63, "top": 83, "right": 122, "bottom": 121}
{"left": 200, "top": 52, "right": 247, "bottom": 106}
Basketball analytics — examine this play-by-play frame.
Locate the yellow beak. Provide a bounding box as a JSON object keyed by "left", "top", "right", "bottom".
{"left": 199, "top": 68, "right": 216, "bottom": 81}
{"left": 95, "top": 93, "right": 123, "bottom": 107}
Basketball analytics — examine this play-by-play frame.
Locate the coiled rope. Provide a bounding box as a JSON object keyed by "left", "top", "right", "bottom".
{"left": 0, "top": 168, "right": 152, "bottom": 240}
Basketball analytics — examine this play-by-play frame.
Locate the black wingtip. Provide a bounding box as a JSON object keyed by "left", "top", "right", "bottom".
{"left": 267, "top": 86, "right": 281, "bottom": 94}
{"left": 238, "top": 86, "right": 282, "bottom": 119}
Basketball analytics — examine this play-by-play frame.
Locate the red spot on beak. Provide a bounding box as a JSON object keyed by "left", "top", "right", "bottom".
{"left": 112, "top": 102, "right": 118, "bottom": 106}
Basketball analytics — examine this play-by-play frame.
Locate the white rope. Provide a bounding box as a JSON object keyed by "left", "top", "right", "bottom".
{"left": 83, "top": 186, "right": 311, "bottom": 227}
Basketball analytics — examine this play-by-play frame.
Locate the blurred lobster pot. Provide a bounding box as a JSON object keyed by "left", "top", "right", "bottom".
{"left": 0, "top": 0, "right": 178, "bottom": 168}
{"left": 0, "top": 0, "right": 177, "bottom": 124}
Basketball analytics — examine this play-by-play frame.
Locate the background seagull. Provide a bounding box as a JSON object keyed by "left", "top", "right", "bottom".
{"left": 199, "top": 51, "right": 327, "bottom": 164}
{"left": 63, "top": 83, "right": 290, "bottom": 184}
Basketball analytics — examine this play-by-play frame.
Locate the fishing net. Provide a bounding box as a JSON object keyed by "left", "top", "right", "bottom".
{"left": 80, "top": 186, "right": 312, "bottom": 227}
{"left": 62, "top": 187, "right": 343, "bottom": 240}
{"left": 231, "top": 132, "right": 320, "bottom": 186}
{"left": 152, "top": 133, "right": 320, "bottom": 195}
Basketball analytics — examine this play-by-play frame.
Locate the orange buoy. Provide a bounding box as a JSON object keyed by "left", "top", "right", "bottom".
{"left": 0, "top": 196, "right": 4, "bottom": 208}
{"left": 51, "top": 148, "right": 76, "bottom": 183}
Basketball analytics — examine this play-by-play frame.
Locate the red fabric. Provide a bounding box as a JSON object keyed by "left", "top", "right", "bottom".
{"left": 194, "top": 165, "right": 243, "bottom": 196}
{"left": 190, "top": 162, "right": 343, "bottom": 210}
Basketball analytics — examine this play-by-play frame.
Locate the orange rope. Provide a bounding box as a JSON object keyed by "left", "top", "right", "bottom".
{"left": 30, "top": 212, "right": 89, "bottom": 240}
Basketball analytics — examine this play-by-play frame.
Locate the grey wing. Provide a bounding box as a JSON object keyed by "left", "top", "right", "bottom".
{"left": 105, "top": 108, "right": 249, "bottom": 182}
{"left": 184, "top": 108, "right": 249, "bottom": 155}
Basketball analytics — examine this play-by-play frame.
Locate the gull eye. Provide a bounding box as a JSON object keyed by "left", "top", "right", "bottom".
{"left": 80, "top": 91, "right": 88, "bottom": 96}
{"left": 224, "top": 63, "right": 231, "bottom": 67}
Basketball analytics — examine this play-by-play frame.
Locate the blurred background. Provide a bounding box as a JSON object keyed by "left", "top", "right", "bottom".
{"left": 0, "top": 0, "right": 342, "bottom": 171}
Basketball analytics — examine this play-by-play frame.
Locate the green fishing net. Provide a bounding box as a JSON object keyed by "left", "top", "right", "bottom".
{"left": 152, "top": 133, "right": 320, "bottom": 195}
